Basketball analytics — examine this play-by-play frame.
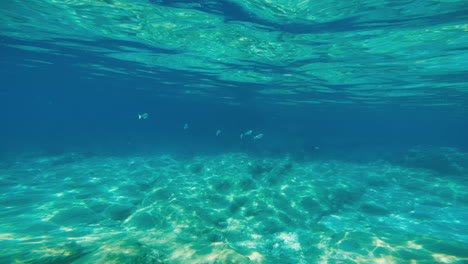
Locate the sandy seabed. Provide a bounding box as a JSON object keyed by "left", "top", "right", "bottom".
{"left": 0, "top": 152, "right": 467, "bottom": 263}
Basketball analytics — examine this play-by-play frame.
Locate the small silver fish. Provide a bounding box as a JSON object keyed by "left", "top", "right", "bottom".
{"left": 244, "top": 130, "right": 253, "bottom": 136}
{"left": 216, "top": 130, "right": 222, "bottom": 136}
{"left": 184, "top": 123, "right": 189, "bottom": 130}
{"left": 253, "top": 133, "right": 264, "bottom": 140}
{"left": 138, "top": 113, "right": 149, "bottom": 120}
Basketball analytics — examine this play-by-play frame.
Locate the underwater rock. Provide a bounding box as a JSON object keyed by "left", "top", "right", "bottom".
{"left": 13, "top": 241, "right": 89, "bottom": 264}
{"left": 104, "top": 204, "right": 134, "bottom": 221}
{"left": 74, "top": 238, "right": 163, "bottom": 264}
{"left": 247, "top": 161, "right": 273, "bottom": 179}
{"left": 49, "top": 206, "right": 102, "bottom": 225}
{"left": 124, "top": 210, "right": 168, "bottom": 230}
{"left": 360, "top": 202, "right": 390, "bottom": 216}
{"left": 189, "top": 163, "right": 204, "bottom": 174}
{"left": 403, "top": 146, "right": 468, "bottom": 176}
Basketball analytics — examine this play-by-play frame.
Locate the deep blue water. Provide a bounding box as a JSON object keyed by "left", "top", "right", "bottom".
{"left": 1, "top": 40, "right": 467, "bottom": 156}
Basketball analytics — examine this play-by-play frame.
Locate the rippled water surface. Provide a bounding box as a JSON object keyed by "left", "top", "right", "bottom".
{"left": 1, "top": 0, "right": 467, "bottom": 108}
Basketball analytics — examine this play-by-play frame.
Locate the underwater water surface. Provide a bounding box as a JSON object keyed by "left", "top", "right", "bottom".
{"left": 1, "top": 0, "right": 468, "bottom": 263}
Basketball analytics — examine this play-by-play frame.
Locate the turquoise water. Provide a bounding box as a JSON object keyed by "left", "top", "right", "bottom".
{"left": 1, "top": 0, "right": 467, "bottom": 263}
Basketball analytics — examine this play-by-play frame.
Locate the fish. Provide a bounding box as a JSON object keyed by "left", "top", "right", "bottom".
{"left": 244, "top": 130, "right": 253, "bottom": 136}
{"left": 138, "top": 113, "right": 149, "bottom": 120}
{"left": 184, "top": 123, "right": 189, "bottom": 130}
{"left": 216, "top": 129, "right": 222, "bottom": 136}
{"left": 253, "top": 133, "right": 264, "bottom": 140}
